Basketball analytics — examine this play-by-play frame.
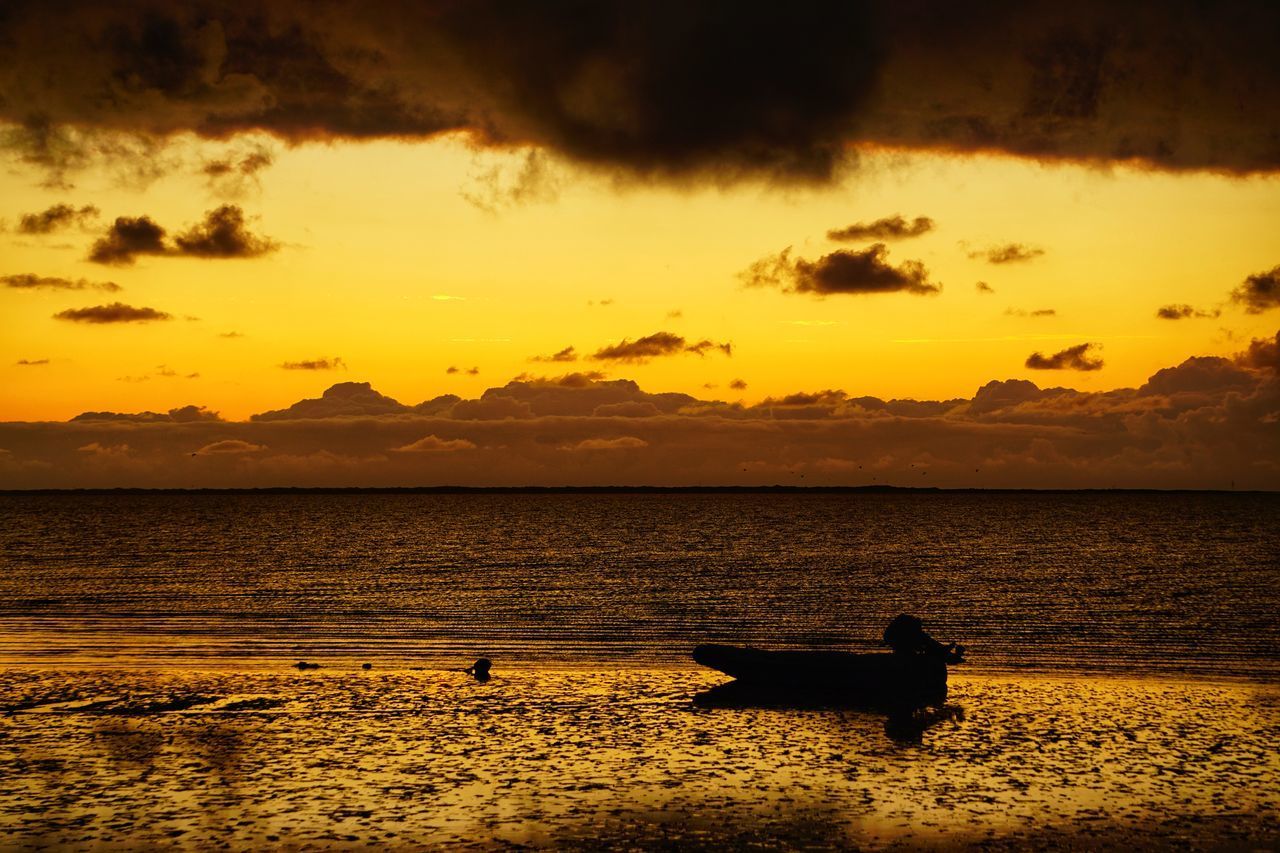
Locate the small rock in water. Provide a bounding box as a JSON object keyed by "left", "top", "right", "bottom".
{"left": 294, "top": 661, "right": 321, "bottom": 671}
{"left": 361, "top": 663, "right": 372, "bottom": 670}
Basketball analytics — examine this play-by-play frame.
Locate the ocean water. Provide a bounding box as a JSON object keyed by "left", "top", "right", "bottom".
{"left": 1, "top": 491, "right": 1276, "bottom": 677}
{"left": 2, "top": 491, "right": 1279, "bottom": 849}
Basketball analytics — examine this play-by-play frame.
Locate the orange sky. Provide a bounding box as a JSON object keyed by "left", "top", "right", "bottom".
{"left": 2, "top": 137, "right": 1277, "bottom": 423}
{"left": 0, "top": 2, "right": 1277, "bottom": 488}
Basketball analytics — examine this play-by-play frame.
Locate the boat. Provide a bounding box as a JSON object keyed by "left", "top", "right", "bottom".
{"left": 692, "top": 644, "right": 952, "bottom": 711}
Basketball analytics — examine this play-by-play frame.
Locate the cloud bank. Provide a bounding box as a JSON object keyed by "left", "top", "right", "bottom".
{"left": 2, "top": 334, "right": 1276, "bottom": 490}
{"left": 2, "top": 2, "right": 1279, "bottom": 184}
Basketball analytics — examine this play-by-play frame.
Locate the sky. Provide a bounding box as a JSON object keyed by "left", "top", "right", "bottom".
{"left": 1, "top": 0, "right": 1277, "bottom": 489}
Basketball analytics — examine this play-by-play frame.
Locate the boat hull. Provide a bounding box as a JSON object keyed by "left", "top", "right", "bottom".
{"left": 692, "top": 644, "right": 948, "bottom": 710}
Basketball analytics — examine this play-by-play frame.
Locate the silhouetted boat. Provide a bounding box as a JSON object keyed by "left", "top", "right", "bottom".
{"left": 692, "top": 644, "right": 950, "bottom": 710}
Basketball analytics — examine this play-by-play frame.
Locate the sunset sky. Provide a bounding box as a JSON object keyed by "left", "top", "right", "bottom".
{"left": 1, "top": 1, "right": 1277, "bottom": 489}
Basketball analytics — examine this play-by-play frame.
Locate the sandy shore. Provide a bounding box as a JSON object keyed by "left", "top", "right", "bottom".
{"left": 2, "top": 667, "right": 1277, "bottom": 850}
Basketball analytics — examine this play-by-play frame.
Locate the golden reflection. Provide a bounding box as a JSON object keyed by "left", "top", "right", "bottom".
{"left": 1, "top": 667, "right": 1276, "bottom": 848}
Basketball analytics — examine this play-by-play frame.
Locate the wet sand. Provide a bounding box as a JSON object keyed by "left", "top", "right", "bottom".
{"left": 2, "top": 667, "right": 1277, "bottom": 850}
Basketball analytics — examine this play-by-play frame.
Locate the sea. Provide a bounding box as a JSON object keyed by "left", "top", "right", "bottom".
{"left": 1, "top": 490, "right": 1277, "bottom": 849}
{"left": 1, "top": 490, "right": 1276, "bottom": 676}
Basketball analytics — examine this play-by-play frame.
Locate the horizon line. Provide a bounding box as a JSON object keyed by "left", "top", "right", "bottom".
{"left": 1, "top": 485, "right": 1275, "bottom": 496}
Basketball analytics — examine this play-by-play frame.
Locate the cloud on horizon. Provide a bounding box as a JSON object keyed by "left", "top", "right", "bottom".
{"left": 3, "top": 334, "right": 1275, "bottom": 490}
{"left": 2, "top": 3, "right": 1278, "bottom": 185}
{"left": 194, "top": 439, "right": 266, "bottom": 455}
{"left": 392, "top": 435, "right": 478, "bottom": 453}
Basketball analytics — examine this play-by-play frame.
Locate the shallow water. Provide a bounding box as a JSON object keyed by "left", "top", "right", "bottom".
{"left": 1, "top": 492, "right": 1278, "bottom": 677}
{"left": 2, "top": 667, "right": 1277, "bottom": 850}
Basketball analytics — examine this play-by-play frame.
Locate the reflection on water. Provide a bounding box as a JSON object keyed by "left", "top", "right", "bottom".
{"left": 1, "top": 492, "right": 1277, "bottom": 677}
{"left": 692, "top": 679, "right": 965, "bottom": 744}
{"left": 1, "top": 667, "right": 1277, "bottom": 849}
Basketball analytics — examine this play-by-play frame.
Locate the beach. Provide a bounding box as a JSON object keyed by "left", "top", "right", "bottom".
{"left": 3, "top": 666, "right": 1277, "bottom": 850}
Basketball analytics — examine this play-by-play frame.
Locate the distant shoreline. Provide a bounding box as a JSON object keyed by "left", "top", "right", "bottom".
{"left": 1, "top": 485, "right": 1276, "bottom": 496}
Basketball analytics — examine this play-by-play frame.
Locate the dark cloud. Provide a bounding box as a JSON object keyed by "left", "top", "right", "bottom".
{"left": 1139, "top": 356, "right": 1256, "bottom": 397}
{"left": 592, "top": 332, "right": 731, "bottom": 362}
{"left": 827, "top": 215, "right": 934, "bottom": 242}
{"left": 975, "top": 281, "right": 994, "bottom": 293}
{"left": 729, "top": 379, "right": 748, "bottom": 390}
{"left": 16, "top": 358, "right": 49, "bottom": 365}
{"left": 173, "top": 204, "right": 278, "bottom": 258}
{"left": 1005, "top": 308, "right": 1056, "bottom": 317}
{"left": 87, "top": 216, "right": 168, "bottom": 265}
{"left": 17, "top": 203, "right": 98, "bottom": 234}
{"left": 1156, "top": 304, "right": 1220, "bottom": 320}
{"left": 86, "top": 205, "right": 275, "bottom": 264}
{"left": 592, "top": 332, "right": 686, "bottom": 362}
{"left": 70, "top": 404, "right": 221, "bottom": 423}
{"left": 970, "top": 244, "right": 1045, "bottom": 264}
{"left": 964, "top": 379, "right": 1055, "bottom": 416}
{"left": 2, "top": 273, "right": 120, "bottom": 291}
{"left": 531, "top": 346, "right": 578, "bottom": 363}
{"left": 742, "top": 245, "right": 940, "bottom": 296}
{"left": 461, "top": 373, "right": 696, "bottom": 418}
{"left": 1236, "top": 331, "right": 1280, "bottom": 372}
{"left": 1025, "top": 343, "right": 1104, "bottom": 371}
{"left": 253, "top": 382, "right": 404, "bottom": 420}
{"left": 4, "top": 2, "right": 1277, "bottom": 185}
{"left": 1230, "top": 266, "right": 1280, "bottom": 314}
{"left": 446, "top": 365, "right": 480, "bottom": 375}
{"left": 280, "top": 357, "right": 345, "bottom": 371}
{"left": 53, "top": 302, "right": 171, "bottom": 323}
